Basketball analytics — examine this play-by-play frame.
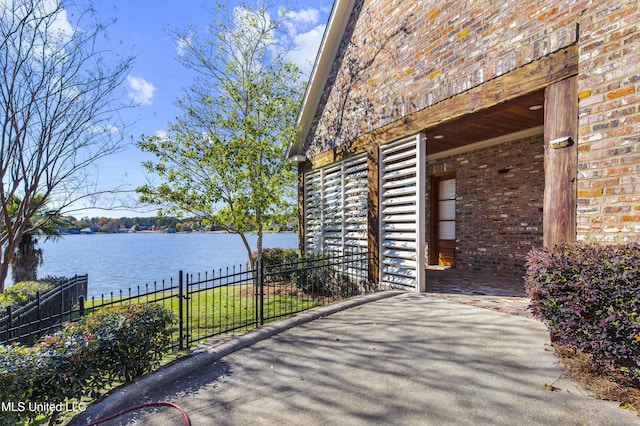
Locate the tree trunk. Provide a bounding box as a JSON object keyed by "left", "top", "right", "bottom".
{"left": 256, "top": 227, "right": 263, "bottom": 262}
{"left": 11, "top": 232, "right": 42, "bottom": 283}
{"left": 0, "top": 238, "right": 19, "bottom": 292}
{"left": 239, "top": 232, "right": 253, "bottom": 267}
{"left": 255, "top": 207, "right": 263, "bottom": 262}
{"left": 0, "top": 257, "right": 10, "bottom": 292}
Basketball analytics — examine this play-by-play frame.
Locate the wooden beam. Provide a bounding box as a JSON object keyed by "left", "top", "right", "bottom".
{"left": 308, "top": 44, "right": 578, "bottom": 168}
{"left": 543, "top": 76, "right": 578, "bottom": 247}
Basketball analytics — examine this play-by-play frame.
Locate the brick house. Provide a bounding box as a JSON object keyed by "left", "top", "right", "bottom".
{"left": 288, "top": 0, "right": 640, "bottom": 292}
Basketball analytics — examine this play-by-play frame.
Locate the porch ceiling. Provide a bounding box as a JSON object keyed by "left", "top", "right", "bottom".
{"left": 424, "top": 89, "right": 545, "bottom": 155}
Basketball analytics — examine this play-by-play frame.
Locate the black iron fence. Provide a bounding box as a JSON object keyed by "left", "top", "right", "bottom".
{"left": 0, "top": 251, "right": 375, "bottom": 350}
{"left": 0, "top": 275, "right": 88, "bottom": 345}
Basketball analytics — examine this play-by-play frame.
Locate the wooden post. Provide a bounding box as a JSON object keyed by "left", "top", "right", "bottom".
{"left": 543, "top": 76, "right": 578, "bottom": 247}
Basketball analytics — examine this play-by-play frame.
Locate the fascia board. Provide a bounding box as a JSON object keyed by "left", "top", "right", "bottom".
{"left": 288, "top": 0, "right": 356, "bottom": 158}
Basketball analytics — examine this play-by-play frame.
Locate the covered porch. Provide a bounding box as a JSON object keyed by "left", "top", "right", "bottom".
{"left": 425, "top": 268, "right": 532, "bottom": 318}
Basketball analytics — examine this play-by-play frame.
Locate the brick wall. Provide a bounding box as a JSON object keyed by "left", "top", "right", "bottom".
{"left": 303, "top": 0, "right": 640, "bottom": 245}
{"left": 576, "top": 1, "right": 640, "bottom": 243}
{"left": 427, "top": 135, "right": 545, "bottom": 276}
{"left": 305, "top": 0, "right": 580, "bottom": 156}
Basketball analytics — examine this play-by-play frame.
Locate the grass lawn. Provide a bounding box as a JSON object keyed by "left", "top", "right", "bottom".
{"left": 84, "top": 282, "right": 324, "bottom": 349}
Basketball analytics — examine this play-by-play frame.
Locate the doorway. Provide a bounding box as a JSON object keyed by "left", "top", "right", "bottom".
{"left": 430, "top": 173, "right": 456, "bottom": 266}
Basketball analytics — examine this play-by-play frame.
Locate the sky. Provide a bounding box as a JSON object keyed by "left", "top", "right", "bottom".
{"left": 67, "top": 0, "right": 332, "bottom": 219}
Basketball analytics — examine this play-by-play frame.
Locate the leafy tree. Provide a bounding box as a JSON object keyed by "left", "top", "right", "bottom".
{"left": 137, "top": 1, "right": 303, "bottom": 261}
{"left": 0, "top": 0, "right": 133, "bottom": 291}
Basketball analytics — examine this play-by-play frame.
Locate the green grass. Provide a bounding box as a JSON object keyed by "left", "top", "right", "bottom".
{"left": 84, "top": 282, "right": 323, "bottom": 349}
{"left": 50, "top": 282, "right": 346, "bottom": 424}
{"left": 13, "top": 281, "right": 342, "bottom": 425}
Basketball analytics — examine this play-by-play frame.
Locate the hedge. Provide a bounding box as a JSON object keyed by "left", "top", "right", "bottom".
{"left": 0, "top": 304, "right": 174, "bottom": 424}
{"left": 524, "top": 243, "right": 640, "bottom": 385}
{"left": 251, "top": 247, "right": 299, "bottom": 283}
{"left": 251, "top": 249, "right": 360, "bottom": 296}
{"left": 0, "top": 280, "right": 55, "bottom": 309}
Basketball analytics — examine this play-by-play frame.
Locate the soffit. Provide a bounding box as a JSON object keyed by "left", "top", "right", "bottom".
{"left": 424, "top": 89, "right": 545, "bottom": 155}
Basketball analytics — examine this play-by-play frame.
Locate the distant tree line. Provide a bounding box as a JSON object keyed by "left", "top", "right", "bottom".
{"left": 57, "top": 216, "right": 296, "bottom": 234}
{"left": 60, "top": 216, "right": 188, "bottom": 233}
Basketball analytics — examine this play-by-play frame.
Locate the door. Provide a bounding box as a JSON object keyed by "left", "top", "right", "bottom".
{"left": 430, "top": 174, "right": 456, "bottom": 266}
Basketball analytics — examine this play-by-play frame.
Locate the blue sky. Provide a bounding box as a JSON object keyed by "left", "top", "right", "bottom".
{"left": 71, "top": 0, "right": 331, "bottom": 218}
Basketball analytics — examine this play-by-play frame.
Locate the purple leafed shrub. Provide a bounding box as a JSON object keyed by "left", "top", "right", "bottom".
{"left": 524, "top": 243, "right": 640, "bottom": 385}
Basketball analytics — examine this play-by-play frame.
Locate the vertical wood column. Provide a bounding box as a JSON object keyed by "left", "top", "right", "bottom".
{"left": 367, "top": 147, "right": 379, "bottom": 286}
{"left": 543, "top": 76, "right": 578, "bottom": 247}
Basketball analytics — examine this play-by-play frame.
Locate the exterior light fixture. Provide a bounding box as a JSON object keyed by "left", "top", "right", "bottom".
{"left": 549, "top": 136, "right": 573, "bottom": 149}
{"left": 433, "top": 135, "right": 444, "bottom": 139}
{"left": 529, "top": 104, "right": 543, "bottom": 111}
{"left": 290, "top": 154, "right": 307, "bottom": 163}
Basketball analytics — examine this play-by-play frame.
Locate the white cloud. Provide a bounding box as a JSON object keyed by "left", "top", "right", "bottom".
{"left": 286, "top": 8, "right": 320, "bottom": 29}
{"left": 283, "top": 8, "right": 326, "bottom": 77}
{"left": 89, "top": 124, "right": 120, "bottom": 135}
{"left": 0, "top": 0, "right": 75, "bottom": 53}
{"left": 288, "top": 24, "right": 325, "bottom": 77}
{"left": 176, "top": 36, "right": 191, "bottom": 57}
{"left": 48, "top": 5, "right": 74, "bottom": 42}
{"left": 154, "top": 130, "right": 168, "bottom": 138}
{"left": 126, "top": 76, "right": 156, "bottom": 106}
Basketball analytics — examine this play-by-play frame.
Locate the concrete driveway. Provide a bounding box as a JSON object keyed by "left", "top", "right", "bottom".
{"left": 72, "top": 292, "right": 639, "bottom": 425}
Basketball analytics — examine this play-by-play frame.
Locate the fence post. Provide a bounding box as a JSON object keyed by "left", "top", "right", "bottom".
{"left": 36, "top": 291, "right": 41, "bottom": 320}
{"left": 6, "top": 305, "right": 12, "bottom": 342}
{"left": 59, "top": 279, "right": 64, "bottom": 326}
{"left": 259, "top": 257, "right": 264, "bottom": 326}
{"left": 178, "top": 270, "right": 184, "bottom": 351}
{"left": 79, "top": 296, "right": 85, "bottom": 317}
{"left": 253, "top": 260, "right": 259, "bottom": 328}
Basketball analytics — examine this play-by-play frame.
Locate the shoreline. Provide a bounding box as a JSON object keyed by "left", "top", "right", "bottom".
{"left": 56, "top": 230, "right": 298, "bottom": 236}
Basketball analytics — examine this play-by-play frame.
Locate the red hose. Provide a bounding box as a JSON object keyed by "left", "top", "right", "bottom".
{"left": 83, "top": 401, "right": 191, "bottom": 426}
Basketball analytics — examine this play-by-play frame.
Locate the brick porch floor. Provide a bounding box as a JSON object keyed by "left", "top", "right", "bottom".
{"left": 424, "top": 268, "right": 535, "bottom": 319}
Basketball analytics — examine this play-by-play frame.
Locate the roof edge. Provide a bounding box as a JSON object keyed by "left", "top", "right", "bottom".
{"left": 288, "top": 0, "right": 355, "bottom": 158}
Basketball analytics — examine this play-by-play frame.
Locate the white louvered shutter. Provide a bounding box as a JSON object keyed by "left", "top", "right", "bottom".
{"left": 303, "top": 154, "right": 368, "bottom": 257}
{"left": 379, "top": 134, "right": 426, "bottom": 291}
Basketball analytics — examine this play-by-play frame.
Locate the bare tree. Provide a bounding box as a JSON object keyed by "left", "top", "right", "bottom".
{"left": 0, "top": 0, "right": 134, "bottom": 290}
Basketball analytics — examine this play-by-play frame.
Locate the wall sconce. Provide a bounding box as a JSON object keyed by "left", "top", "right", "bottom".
{"left": 549, "top": 136, "right": 574, "bottom": 149}
{"left": 290, "top": 154, "right": 307, "bottom": 163}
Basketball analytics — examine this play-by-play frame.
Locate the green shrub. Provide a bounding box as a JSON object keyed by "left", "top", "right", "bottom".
{"left": 252, "top": 249, "right": 362, "bottom": 298}
{"left": 0, "top": 304, "right": 174, "bottom": 424}
{"left": 524, "top": 243, "right": 640, "bottom": 385}
{"left": 37, "top": 275, "right": 69, "bottom": 286}
{"left": 292, "top": 253, "right": 360, "bottom": 298}
{"left": 0, "top": 280, "right": 56, "bottom": 309}
{"left": 251, "top": 247, "right": 298, "bottom": 265}
{"left": 252, "top": 248, "right": 299, "bottom": 283}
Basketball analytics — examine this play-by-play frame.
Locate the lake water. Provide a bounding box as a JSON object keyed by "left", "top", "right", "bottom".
{"left": 35, "top": 232, "right": 298, "bottom": 298}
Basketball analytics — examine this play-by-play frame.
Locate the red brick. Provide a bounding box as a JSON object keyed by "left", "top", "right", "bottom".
{"left": 607, "top": 86, "right": 636, "bottom": 99}
{"left": 578, "top": 189, "right": 604, "bottom": 197}
{"left": 426, "top": 135, "right": 544, "bottom": 276}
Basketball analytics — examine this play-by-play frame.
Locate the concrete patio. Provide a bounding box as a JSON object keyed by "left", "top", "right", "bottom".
{"left": 71, "top": 289, "right": 639, "bottom": 426}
